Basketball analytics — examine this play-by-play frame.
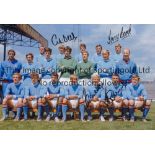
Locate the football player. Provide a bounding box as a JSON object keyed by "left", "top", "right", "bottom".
{"left": 0, "top": 73, "right": 24, "bottom": 121}
{"left": 40, "top": 47, "right": 57, "bottom": 85}
{"left": 23, "top": 73, "right": 48, "bottom": 121}
{"left": 106, "top": 74, "right": 128, "bottom": 121}
{"left": 45, "top": 73, "right": 64, "bottom": 122}
{"left": 58, "top": 46, "right": 77, "bottom": 85}
{"left": 115, "top": 48, "right": 138, "bottom": 86}
{"left": 126, "top": 75, "right": 151, "bottom": 122}
{"left": 86, "top": 73, "right": 106, "bottom": 121}
{"left": 76, "top": 51, "right": 94, "bottom": 87}
{"left": 1, "top": 49, "right": 22, "bottom": 96}
{"left": 97, "top": 49, "right": 115, "bottom": 86}
{"left": 61, "top": 74, "right": 85, "bottom": 122}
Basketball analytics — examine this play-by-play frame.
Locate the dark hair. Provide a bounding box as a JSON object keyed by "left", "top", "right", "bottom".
{"left": 80, "top": 43, "right": 86, "bottom": 49}
{"left": 30, "top": 73, "right": 39, "bottom": 79}
{"left": 65, "top": 46, "right": 72, "bottom": 53}
{"left": 26, "top": 53, "right": 34, "bottom": 58}
{"left": 112, "top": 74, "right": 119, "bottom": 77}
{"left": 82, "top": 51, "right": 89, "bottom": 56}
{"left": 8, "top": 49, "right": 16, "bottom": 56}
{"left": 52, "top": 72, "right": 59, "bottom": 78}
{"left": 45, "top": 47, "right": 52, "bottom": 54}
{"left": 96, "top": 44, "right": 102, "bottom": 50}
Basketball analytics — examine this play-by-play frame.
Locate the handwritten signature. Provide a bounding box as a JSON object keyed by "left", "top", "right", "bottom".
{"left": 107, "top": 24, "right": 132, "bottom": 45}
{"left": 51, "top": 32, "right": 78, "bottom": 46}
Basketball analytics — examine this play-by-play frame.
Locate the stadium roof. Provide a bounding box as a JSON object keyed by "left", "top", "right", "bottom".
{"left": 0, "top": 24, "right": 48, "bottom": 47}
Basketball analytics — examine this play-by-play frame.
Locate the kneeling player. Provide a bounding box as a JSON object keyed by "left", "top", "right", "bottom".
{"left": 126, "top": 75, "right": 151, "bottom": 122}
{"left": 45, "top": 73, "right": 63, "bottom": 122}
{"left": 0, "top": 73, "right": 24, "bottom": 121}
{"left": 106, "top": 74, "right": 128, "bottom": 121}
{"left": 86, "top": 73, "right": 106, "bottom": 122}
{"left": 23, "top": 73, "right": 48, "bottom": 121}
{"left": 62, "top": 74, "right": 85, "bottom": 122}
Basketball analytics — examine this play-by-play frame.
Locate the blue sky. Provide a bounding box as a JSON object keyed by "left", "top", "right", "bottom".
{"left": 0, "top": 24, "right": 155, "bottom": 81}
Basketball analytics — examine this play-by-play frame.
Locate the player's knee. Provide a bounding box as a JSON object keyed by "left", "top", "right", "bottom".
{"left": 129, "top": 100, "right": 134, "bottom": 107}
{"left": 99, "top": 101, "right": 106, "bottom": 108}
{"left": 123, "top": 99, "right": 129, "bottom": 107}
{"left": 58, "top": 97, "right": 63, "bottom": 103}
{"left": 108, "top": 101, "right": 113, "bottom": 107}
{"left": 88, "top": 103, "right": 93, "bottom": 109}
{"left": 145, "top": 100, "right": 151, "bottom": 107}
{"left": 62, "top": 98, "right": 68, "bottom": 105}
{"left": 38, "top": 98, "right": 42, "bottom": 105}
{"left": 79, "top": 99, "right": 84, "bottom": 104}
{"left": 2, "top": 98, "right": 8, "bottom": 106}
{"left": 23, "top": 99, "right": 27, "bottom": 106}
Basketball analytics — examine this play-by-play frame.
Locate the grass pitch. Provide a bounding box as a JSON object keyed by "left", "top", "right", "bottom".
{"left": 0, "top": 103, "right": 154, "bottom": 130}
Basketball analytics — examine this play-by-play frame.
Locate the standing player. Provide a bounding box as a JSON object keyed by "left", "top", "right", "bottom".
{"left": 76, "top": 51, "right": 94, "bottom": 87}
{"left": 97, "top": 49, "right": 115, "bottom": 86}
{"left": 58, "top": 46, "right": 77, "bottom": 85}
{"left": 23, "top": 73, "right": 48, "bottom": 121}
{"left": 1, "top": 49, "right": 22, "bottom": 96}
{"left": 55, "top": 45, "right": 65, "bottom": 62}
{"left": 86, "top": 73, "right": 106, "bottom": 121}
{"left": 126, "top": 75, "right": 151, "bottom": 122}
{"left": 77, "top": 43, "right": 87, "bottom": 63}
{"left": 34, "top": 46, "right": 45, "bottom": 64}
{"left": 45, "top": 73, "right": 64, "bottom": 122}
{"left": 106, "top": 74, "right": 128, "bottom": 121}
{"left": 61, "top": 74, "right": 85, "bottom": 122}
{"left": 0, "top": 73, "right": 24, "bottom": 121}
{"left": 91, "top": 44, "right": 103, "bottom": 71}
{"left": 115, "top": 48, "right": 138, "bottom": 86}
{"left": 112, "top": 43, "right": 122, "bottom": 64}
{"left": 40, "top": 47, "right": 57, "bottom": 85}
{"left": 21, "top": 53, "right": 37, "bottom": 86}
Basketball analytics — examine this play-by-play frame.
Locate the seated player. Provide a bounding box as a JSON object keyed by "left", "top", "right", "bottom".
{"left": 22, "top": 73, "right": 48, "bottom": 121}
{"left": 106, "top": 74, "right": 128, "bottom": 122}
{"left": 126, "top": 75, "right": 151, "bottom": 122}
{"left": 45, "top": 73, "right": 63, "bottom": 122}
{"left": 0, "top": 73, "right": 24, "bottom": 121}
{"left": 61, "top": 74, "right": 85, "bottom": 122}
{"left": 86, "top": 73, "right": 106, "bottom": 122}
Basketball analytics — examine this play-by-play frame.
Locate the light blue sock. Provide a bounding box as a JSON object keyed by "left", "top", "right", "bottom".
{"left": 16, "top": 107, "right": 22, "bottom": 119}
{"left": 62, "top": 105, "right": 68, "bottom": 121}
{"left": 2, "top": 107, "right": 8, "bottom": 118}
{"left": 108, "top": 107, "right": 114, "bottom": 118}
{"left": 129, "top": 107, "right": 134, "bottom": 119}
{"left": 143, "top": 108, "right": 150, "bottom": 119}
{"left": 38, "top": 105, "right": 43, "bottom": 119}
{"left": 23, "top": 106, "right": 28, "bottom": 120}
{"left": 79, "top": 104, "right": 85, "bottom": 120}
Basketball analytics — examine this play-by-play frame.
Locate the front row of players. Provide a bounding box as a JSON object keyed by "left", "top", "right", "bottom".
{"left": 0, "top": 72, "right": 151, "bottom": 122}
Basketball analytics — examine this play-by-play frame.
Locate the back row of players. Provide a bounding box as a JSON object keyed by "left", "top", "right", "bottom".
{"left": 0, "top": 44, "right": 151, "bottom": 122}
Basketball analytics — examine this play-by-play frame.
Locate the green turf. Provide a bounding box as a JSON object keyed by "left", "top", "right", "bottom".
{"left": 0, "top": 103, "right": 154, "bottom": 130}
